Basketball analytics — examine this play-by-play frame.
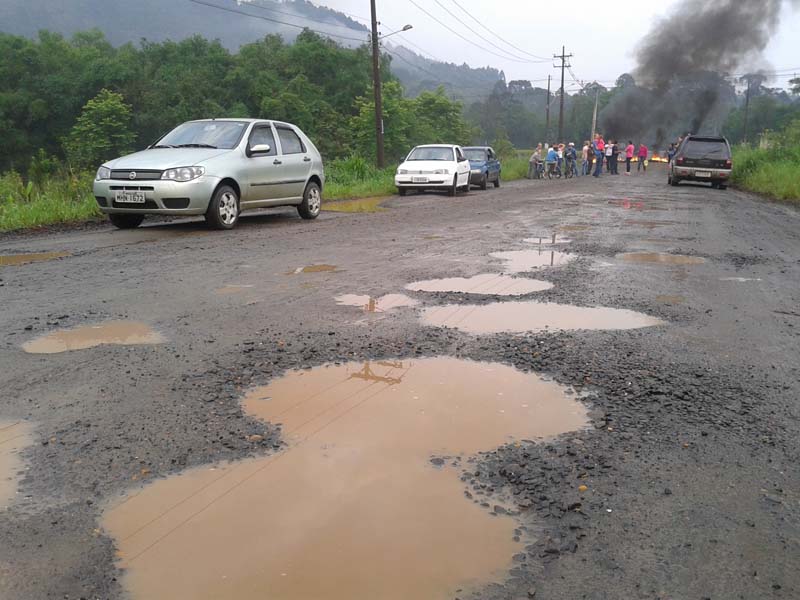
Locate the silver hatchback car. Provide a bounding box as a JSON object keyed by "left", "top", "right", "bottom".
{"left": 93, "top": 119, "right": 325, "bottom": 229}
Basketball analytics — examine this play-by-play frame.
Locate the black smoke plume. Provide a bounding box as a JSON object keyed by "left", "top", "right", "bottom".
{"left": 599, "top": 0, "right": 798, "bottom": 149}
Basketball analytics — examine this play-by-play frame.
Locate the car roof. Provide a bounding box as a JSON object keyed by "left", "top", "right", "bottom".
{"left": 463, "top": 146, "right": 490, "bottom": 150}
{"left": 686, "top": 135, "right": 728, "bottom": 143}
{"left": 187, "top": 118, "right": 298, "bottom": 127}
{"left": 414, "top": 144, "right": 458, "bottom": 148}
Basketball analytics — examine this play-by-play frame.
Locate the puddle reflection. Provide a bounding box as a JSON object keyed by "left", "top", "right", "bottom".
{"left": 23, "top": 321, "right": 165, "bottom": 354}
{"left": 490, "top": 249, "right": 574, "bottom": 273}
{"left": 0, "top": 420, "right": 34, "bottom": 509}
{"left": 407, "top": 274, "right": 552, "bottom": 296}
{"left": 336, "top": 294, "right": 420, "bottom": 313}
{"left": 619, "top": 253, "right": 705, "bottom": 266}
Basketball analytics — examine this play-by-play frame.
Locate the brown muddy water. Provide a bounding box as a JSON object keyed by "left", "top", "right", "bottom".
{"left": 0, "top": 420, "right": 34, "bottom": 509}
{"left": 619, "top": 253, "right": 706, "bottom": 266}
{"left": 422, "top": 301, "right": 663, "bottom": 335}
{"left": 490, "top": 249, "right": 574, "bottom": 273}
{"left": 322, "top": 197, "right": 388, "bottom": 213}
{"left": 289, "top": 264, "right": 339, "bottom": 274}
{"left": 335, "top": 294, "right": 420, "bottom": 312}
{"left": 216, "top": 285, "right": 255, "bottom": 295}
{"left": 406, "top": 273, "right": 553, "bottom": 296}
{"left": 0, "top": 251, "right": 70, "bottom": 267}
{"left": 656, "top": 295, "right": 686, "bottom": 305}
{"left": 103, "top": 357, "right": 588, "bottom": 600}
{"left": 22, "top": 321, "right": 165, "bottom": 354}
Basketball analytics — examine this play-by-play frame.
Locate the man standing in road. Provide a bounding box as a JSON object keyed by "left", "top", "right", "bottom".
{"left": 638, "top": 142, "right": 649, "bottom": 172}
{"left": 593, "top": 134, "right": 605, "bottom": 178}
{"left": 582, "top": 140, "right": 591, "bottom": 176}
{"left": 625, "top": 140, "right": 635, "bottom": 175}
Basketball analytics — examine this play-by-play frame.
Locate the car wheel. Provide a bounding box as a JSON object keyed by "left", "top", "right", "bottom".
{"left": 298, "top": 181, "right": 322, "bottom": 220}
{"left": 494, "top": 175, "right": 501, "bottom": 188}
{"left": 449, "top": 175, "right": 458, "bottom": 197}
{"left": 398, "top": 187, "right": 407, "bottom": 197}
{"left": 667, "top": 173, "right": 672, "bottom": 185}
{"left": 109, "top": 214, "right": 144, "bottom": 229}
{"left": 205, "top": 185, "right": 240, "bottom": 230}
{"left": 670, "top": 175, "right": 680, "bottom": 187}
{"left": 480, "top": 174, "right": 488, "bottom": 191}
{"left": 719, "top": 184, "right": 728, "bottom": 190}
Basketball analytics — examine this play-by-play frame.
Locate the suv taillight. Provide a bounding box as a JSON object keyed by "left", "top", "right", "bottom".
{"left": 725, "top": 159, "right": 732, "bottom": 168}
{"left": 676, "top": 157, "right": 684, "bottom": 165}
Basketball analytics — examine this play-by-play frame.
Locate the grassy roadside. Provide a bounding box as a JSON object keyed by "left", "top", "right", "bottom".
{"left": 0, "top": 155, "right": 534, "bottom": 232}
{"left": 731, "top": 119, "right": 800, "bottom": 203}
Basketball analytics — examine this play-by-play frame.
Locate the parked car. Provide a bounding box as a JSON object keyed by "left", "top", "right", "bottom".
{"left": 463, "top": 146, "right": 501, "bottom": 190}
{"left": 668, "top": 135, "right": 732, "bottom": 189}
{"left": 395, "top": 144, "right": 472, "bottom": 197}
{"left": 93, "top": 118, "right": 325, "bottom": 230}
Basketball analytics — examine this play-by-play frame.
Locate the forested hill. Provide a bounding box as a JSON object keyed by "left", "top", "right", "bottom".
{"left": 0, "top": 0, "right": 502, "bottom": 99}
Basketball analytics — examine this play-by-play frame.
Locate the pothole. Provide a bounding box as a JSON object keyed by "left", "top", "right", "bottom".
{"left": 22, "top": 321, "right": 165, "bottom": 354}
{"left": 216, "top": 285, "right": 255, "bottom": 295}
{"left": 0, "top": 251, "right": 71, "bottom": 267}
{"left": 289, "top": 264, "right": 339, "bottom": 274}
{"left": 524, "top": 235, "right": 572, "bottom": 245}
{"left": 336, "top": 294, "right": 420, "bottom": 312}
{"left": 421, "top": 302, "right": 663, "bottom": 334}
{"left": 103, "top": 357, "right": 588, "bottom": 600}
{"left": 619, "top": 253, "right": 706, "bottom": 266}
{"left": 406, "top": 274, "right": 552, "bottom": 296}
{"left": 323, "top": 197, "right": 388, "bottom": 213}
{"left": 490, "top": 249, "right": 574, "bottom": 273}
{"left": 656, "top": 295, "right": 686, "bottom": 305}
{"left": 0, "top": 420, "right": 34, "bottom": 509}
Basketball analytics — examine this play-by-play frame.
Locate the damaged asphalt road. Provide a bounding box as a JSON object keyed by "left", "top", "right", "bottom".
{"left": 1, "top": 168, "right": 799, "bottom": 599}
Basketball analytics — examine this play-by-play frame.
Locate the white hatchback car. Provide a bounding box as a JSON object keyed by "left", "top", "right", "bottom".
{"left": 395, "top": 145, "right": 472, "bottom": 196}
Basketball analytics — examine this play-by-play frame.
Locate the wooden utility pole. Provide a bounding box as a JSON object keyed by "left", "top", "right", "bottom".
{"left": 554, "top": 46, "right": 573, "bottom": 143}
{"left": 545, "top": 75, "right": 551, "bottom": 142}
{"left": 743, "top": 78, "right": 752, "bottom": 145}
{"left": 370, "top": 0, "right": 385, "bottom": 168}
{"left": 590, "top": 87, "right": 599, "bottom": 140}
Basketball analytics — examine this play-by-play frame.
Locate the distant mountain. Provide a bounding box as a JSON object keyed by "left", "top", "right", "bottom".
{"left": 0, "top": 0, "right": 504, "bottom": 101}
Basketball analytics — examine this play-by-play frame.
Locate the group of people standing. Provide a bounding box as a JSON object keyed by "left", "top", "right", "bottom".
{"left": 527, "top": 135, "right": 651, "bottom": 179}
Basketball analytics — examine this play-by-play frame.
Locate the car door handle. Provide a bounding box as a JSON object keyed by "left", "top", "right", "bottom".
{"left": 273, "top": 159, "right": 282, "bottom": 165}
{"left": 303, "top": 156, "right": 312, "bottom": 162}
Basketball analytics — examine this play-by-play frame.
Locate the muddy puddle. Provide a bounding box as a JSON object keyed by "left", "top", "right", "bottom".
{"left": 289, "top": 264, "right": 339, "bottom": 274}
{"left": 422, "top": 301, "right": 663, "bottom": 334}
{"left": 216, "top": 285, "right": 255, "bottom": 295}
{"left": 336, "top": 294, "right": 419, "bottom": 312}
{"left": 1, "top": 420, "right": 34, "bottom": 509}
{"left": 619, "top": 253, "right": 706, "bottom": 266}
{"left": 407, "top": 273, "right": 552, "bottom": 296}
{"left": 656, "top": 295, "right": 686, "bottom": 305}
{"left": 0, "top": 251, "right": 71, "bottom": 267}
{"left": 323, "top": 197, "right": 388, "bottom": 213}
{"left": 490, "top": 249, "right": 574, "bottom": 273}
{"left": 23, "top": 321, "right": 165, "bottom": 354}
{"left": 104, "top": 357, "right": 588, "bottom": 600}
{"left": 524, "top": 234, "right": 572, "bottom": 245}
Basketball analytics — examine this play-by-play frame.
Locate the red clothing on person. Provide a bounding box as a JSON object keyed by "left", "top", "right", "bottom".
{"left": 626, "top": 144, "right": 635, "bottom": 158}
{"left": 596, "top": 138, "right": 605, "bottom": 152}
{"left": 638, "top": 145, "right": 648, "bottom": 158}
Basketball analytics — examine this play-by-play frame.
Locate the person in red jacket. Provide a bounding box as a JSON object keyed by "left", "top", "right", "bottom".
{"left": 593, "top": 134, "right": 605, "bottom": 178}
{"left": 625, "top": 140, "right": 635, "bottom": 175}
{"left": 637, "top": 143, "right": 649, "bottom": 172}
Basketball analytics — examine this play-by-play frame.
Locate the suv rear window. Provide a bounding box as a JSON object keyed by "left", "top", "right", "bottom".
{"left": 682, "top": 139, "right": 730, "bottom": 159}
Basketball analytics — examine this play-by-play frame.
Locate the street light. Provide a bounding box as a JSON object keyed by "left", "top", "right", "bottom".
{"left": 379, "top": 24, "right": 413, "bottom": 40}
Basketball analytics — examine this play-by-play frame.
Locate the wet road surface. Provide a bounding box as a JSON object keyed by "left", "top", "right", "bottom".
{"left": 1, "top": 167, "right": 799, "bottom": 599}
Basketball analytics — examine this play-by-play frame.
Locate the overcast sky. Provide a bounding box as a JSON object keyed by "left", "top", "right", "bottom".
{"left": 320, "top": 0, "right": 800, "bottom": 89}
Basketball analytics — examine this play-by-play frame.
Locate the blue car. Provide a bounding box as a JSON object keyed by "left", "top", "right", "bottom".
{"left": 463, "top": 146, "right": 501, "bottom": 190}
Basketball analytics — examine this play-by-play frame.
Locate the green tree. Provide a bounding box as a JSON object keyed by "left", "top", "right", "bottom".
{"left": 63, "top": 89, "right": 134, "bottom": 169}
{"left": 790, "top": 78, "right": 800, "bottom": 96}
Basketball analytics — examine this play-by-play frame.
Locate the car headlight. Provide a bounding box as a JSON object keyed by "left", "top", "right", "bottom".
{"left": 432, "top": 169, "right": 449, "bottom": 175}
{"left": 96, "top": 166, "right": 111, "bottom": 181}
{"left": 161, "top": 166, "right": 205, "bottom": 182}
{"left": 398, "top": 169, "right": 408, "bottom": 175}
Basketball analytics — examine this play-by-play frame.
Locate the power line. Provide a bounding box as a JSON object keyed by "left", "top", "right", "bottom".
{"left": 447, "top": 0, "right": 550, "bottom": 61}
{"left": 405, "top": 0, "right": 549, "bottom": 64}
{"left": 430, "top": 0, "right": 549, "bottom": 64}
{"left": 186, "top": 0, "right": 367, "bottom": 42}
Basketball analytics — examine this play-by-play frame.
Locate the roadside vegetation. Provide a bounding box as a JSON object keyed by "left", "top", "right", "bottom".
{"left": 732, "top": 118, "right": 800, "bottom": 202}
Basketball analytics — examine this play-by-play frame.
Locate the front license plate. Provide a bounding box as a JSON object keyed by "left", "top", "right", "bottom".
{"left": 412, "top": 176, "right": 428, "bottom": 183}
{"left": 115, "top": 191, "right": 146, "bottom": 203}
{"left": 695, "top": 171, "right": 711, "bottom": 178}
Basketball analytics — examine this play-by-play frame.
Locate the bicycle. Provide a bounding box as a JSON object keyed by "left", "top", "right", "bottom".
{"left": 565, "top": 158, "right": 578, "bottom": 179}
{"left": 546, "top": 162, "right": 562, "bottom": 179}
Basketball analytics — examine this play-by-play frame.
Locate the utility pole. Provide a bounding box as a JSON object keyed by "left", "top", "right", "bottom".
{"left": 590, "top": 87, "right": 599, "bottom": 141}
{"left": 553, "top": 46, "right": 573, "bottom": 143}
{"left": 545, "top": 75, "right": 551, "bottom": 142}
{"left": 743, "top": 78, "right": 752, "bottom": 145}
{"left": 370, "top": 0, "right": 385, "bottom": 168}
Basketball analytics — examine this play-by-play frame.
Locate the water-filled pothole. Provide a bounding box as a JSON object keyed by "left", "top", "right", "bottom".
{"left": 23, "top": 321, "right": 165, "bottom": 354}
{"left": 406, "top": 274, "right": 553, "bottom": 296}
{"left": 490, "top": 249, "right": 574, "bottom": 273}
{"left": 103, "top": 357, "right": 588, "bottom": 600}
{"left": 0, "top": 420, "right": 34, "bottom": 509}
{"left": 422, "top": 302, "right": 663, "bottom": 334}
{"left": 336, "top": 294, "right": 420, "bottom": 312}
{"left": 289, "top": 264, "right": 339, "bottom": 274}
{"left": 524, "top": 235, "right": 571, "bottom": 245}
{"left": 619, "top": 253, "right": 705, "bottom": 266}
{"left": 323, "top": 197, "right": 388, "bottom": 213}
{"left": 0, "top": 251, "right": 70, "bottom": 267}
{"left": 216, "top": 285, "right": 255, "bottom": 295}
{"left": 656, "top": 295, "right": 686, "bottom": 305}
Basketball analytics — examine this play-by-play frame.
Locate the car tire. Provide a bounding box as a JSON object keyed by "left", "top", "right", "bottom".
{"left": 205, "top": 185, "right": 240, "bottom": 230}
{"left": 670, "top": 175, "right": 680, "bottom": 187}
{"left": 494, "top": 175, "right": 501, "bottom": 188}
{"left": 719, "top": 184, "right": 728, "bottom": 190}
{"left": 109, "top": 214, "right": 144, "bottom": 230}
{"left": 449, "top": 175, "right": 458, "bottom": 197}
{"left": 480, "top": 174, "right": 488, "bottom": 191}
{"left": 398, "top": 187, "right": 407, "bottom": 197}
{"left": 298, "top": 181, "right": 322, "bottom": 220}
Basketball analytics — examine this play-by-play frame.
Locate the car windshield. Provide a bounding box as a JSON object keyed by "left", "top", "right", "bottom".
{"left": 683, "top": 140, "right": 730, "bottom": 159}
{"left": 464, "top": 149, "right": 488, "bottom": 161}
{"left": 156, "top": 121, "right": 248, "bottom": 150}
{"left": 407, "top": 147, "right": 455, "bottom": 161}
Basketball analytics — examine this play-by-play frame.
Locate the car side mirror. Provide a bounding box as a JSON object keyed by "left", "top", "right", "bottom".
{"left": 249, "top": 144, "right": 271, "bottom": 155}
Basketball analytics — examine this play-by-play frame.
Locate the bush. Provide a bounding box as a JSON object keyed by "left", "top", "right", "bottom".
{"left": 732, "top": 118, "right": 800, "bottom": 202}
